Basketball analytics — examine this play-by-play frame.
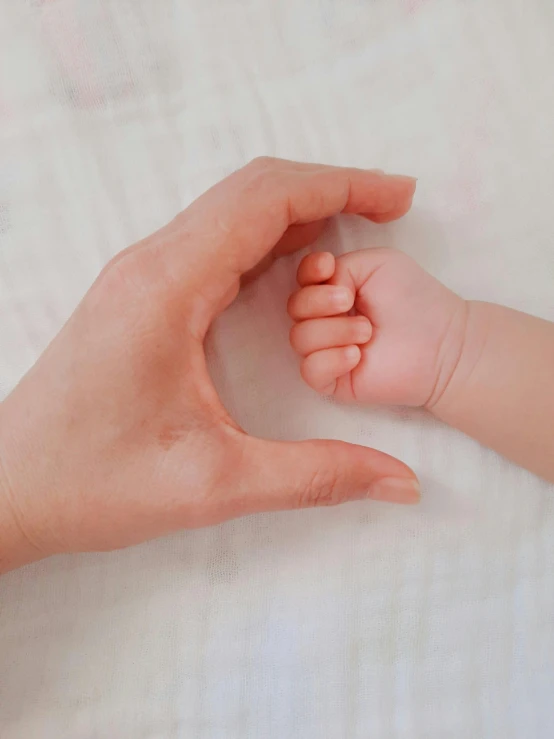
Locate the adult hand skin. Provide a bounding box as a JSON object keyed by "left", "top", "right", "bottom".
{"left": 0, "top": 158, "right": 419, "bottom": 574}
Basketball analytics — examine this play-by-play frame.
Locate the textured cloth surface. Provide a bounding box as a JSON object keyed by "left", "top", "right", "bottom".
{"left": 1, "top": 1, "right": 554, "bottom": 737}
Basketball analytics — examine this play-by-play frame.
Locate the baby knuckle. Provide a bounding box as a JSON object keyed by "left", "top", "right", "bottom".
{"left": 287, "top": 291, "right": 301, "bottom": 316}
{"left": 299, "top": 364, "right": 318, "bottom": 391}
{"left": 289, "top": 322, "right": 304, "bottom": 350}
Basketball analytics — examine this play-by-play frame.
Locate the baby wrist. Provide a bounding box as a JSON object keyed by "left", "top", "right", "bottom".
{"left": 428, "top": 300, "right": 491, "bottom": 423}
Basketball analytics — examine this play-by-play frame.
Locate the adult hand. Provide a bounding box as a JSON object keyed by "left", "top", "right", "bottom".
{"left": 0, "top": 158, "right": 419, "bottom": 573}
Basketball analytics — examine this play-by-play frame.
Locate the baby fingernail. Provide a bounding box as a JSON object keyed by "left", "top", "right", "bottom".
{"left": 368, "top": 477, "right": 421, "bottom": 505}
{"left": 345, "top": 345, "right": 361, "bottom": 362}
{"left": 332, "top": 288, "right": 352, "bottom": 309}
{"left": 357, "top": 318, "right": 372, "bottom": 341}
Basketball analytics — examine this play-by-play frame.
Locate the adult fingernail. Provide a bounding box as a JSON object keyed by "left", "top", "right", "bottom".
{"left": 368, "top": 477, "right": 421, "bottom": 504}
{"left": 387, "top": 174, "right": 418, "bottom": 185}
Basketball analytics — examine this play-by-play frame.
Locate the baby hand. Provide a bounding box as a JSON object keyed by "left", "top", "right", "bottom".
{"left": 288, "top": 248, "right": 467, "bottom": 407}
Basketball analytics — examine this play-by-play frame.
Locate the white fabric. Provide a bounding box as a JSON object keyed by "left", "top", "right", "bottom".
{"left": 1, "top": 1, "right": 554, "bottom": 736}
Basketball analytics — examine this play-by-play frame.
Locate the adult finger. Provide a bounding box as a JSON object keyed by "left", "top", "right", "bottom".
{"left": 276, "top": 221, "right": 328, "bottom": 256}
{"left": 171, "top": 158, "right": 416, "bottom": 282}
{"left": 241, "top": 221, "right": 329, "bottom": 285}
{"left": 227, "top": 435, "right": 420, "bottom": 515}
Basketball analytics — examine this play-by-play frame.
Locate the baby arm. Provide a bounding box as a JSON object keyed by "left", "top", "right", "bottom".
{"left": 288, "top": 249, "right": 554, "bottom": 483}
{"left": 431, "top": 301, "right": 554, "bottom": 482}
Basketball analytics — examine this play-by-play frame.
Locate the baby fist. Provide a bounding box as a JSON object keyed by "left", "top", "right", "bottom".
{"left": 288, "top": 248, "right": 467, "bottom": 408}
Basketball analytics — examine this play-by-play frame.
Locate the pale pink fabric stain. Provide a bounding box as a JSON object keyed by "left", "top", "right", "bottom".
{"left": 37, "top": 2, "right": 132, "bottom": 107}
{"left": 405, "top": 0, "right": 432, "bottom": 14}
{"left": 446, "top": 82, "right": 495, "bottom": 216}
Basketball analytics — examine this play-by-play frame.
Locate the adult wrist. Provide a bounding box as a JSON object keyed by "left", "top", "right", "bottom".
{"left": 0, "top": 406, "right": 43, "bottom": 574}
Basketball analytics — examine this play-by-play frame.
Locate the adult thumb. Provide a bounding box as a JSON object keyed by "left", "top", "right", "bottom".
{"left": 233, "top": 436, "right": 420, "bottom": 516}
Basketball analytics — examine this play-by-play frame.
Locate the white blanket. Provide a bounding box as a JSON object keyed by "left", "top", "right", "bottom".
{"left": 1, "top": 1, "right": 554, "bottom": 737}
